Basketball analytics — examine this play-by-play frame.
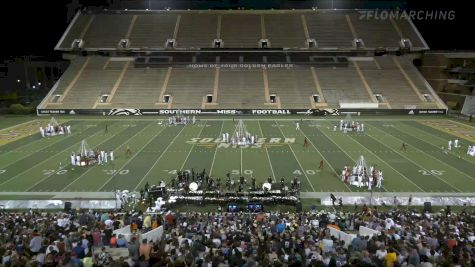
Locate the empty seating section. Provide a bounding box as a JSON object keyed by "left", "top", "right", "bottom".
{"left": 47, "top": 57, "right": 87, "bottom": 97}
{"left": 129, "top": 14, "right": 177, "bottom": 48}
{"left": 395, "top": 57, "right": 432, "bottom": 95}
{"left": 110, "top": 67, "right": 167, "bottom": 108}
{"left": 267, "top": 69, "right": 315, "bottom": 108}
{"left": 176, "top": 14, "right": 217, "bottom": 48}
{"left": 218, "top": 70, "right": 266, "bottom": 108}
{"left": 362, "top": 57, "right": 422, "bottom": 108}
{"left": 221, "top": 15, "right": 261, "bottom": 48}
{"left": 61, "top": 57, "right": 123, "bottom": 108}
{"left": 349, "top": 15, "right": 401, "bottom": 47}
{"left": 165, "top": 69, "right": 214, "bottom": 108}
{"left": 353, "top": 60, "right": 380, "bottom": 70}
{"left": 105, "top": 60, "right": 128, "bottom": 70}
{"left": 265, "top": 14, "right": 305, "bottom": 48}
{"left": 57, "top": 11, "right": 427, "bottom": 50}
{"left": 317, "top": 68, "right": 372, "bottom": 105}
{"left": 305, "top": 13, "right": 353, "bottom": 48}
{"left": 82, "top": 15, "right": 133, "bottom": 48}
{"left": 59, "top": 14, "right": 92, "bottom": 49}
{"left": 394, "top": 19, "right": 425, "bottom": 48}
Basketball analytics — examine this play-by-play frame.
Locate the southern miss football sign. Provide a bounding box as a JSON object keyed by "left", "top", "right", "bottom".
{"left": 37, "top": 108, "right": 446, "bottom": 116}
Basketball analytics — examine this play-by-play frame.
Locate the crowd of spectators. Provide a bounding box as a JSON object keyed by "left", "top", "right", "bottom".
{"left": 0, "top": 205, "right": 474, "bottom": 267}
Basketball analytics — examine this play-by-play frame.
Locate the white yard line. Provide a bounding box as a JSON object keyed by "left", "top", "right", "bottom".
{"left": 61, "top": 122, "right": 156, "bottom": 191}
{"left": 399, "top": 122, "right": 475, "bottom": 165}
{"left": 0, "top": 125, "right": 107, "bottom": 188}
{"left": 297, "top": 126, "right": 353, "bottom": 192}
{"left": 364, "top": 129, "right": 462, "bottom": 192}
{"left": 339, "top": 130, "right": 425, "bottom": 192}
{"left": 0, "top": 121, "right": 89, "bottom": 167}
{"left": 257, "top": 120, "right": 276, "bottom": 182}
{"left": 179, "top": 120, "right": 208, "bottom": 171}
{"left": 97, "top": 125, "right": 169, "bottom": 191}
{"left": 133, "top": 126, "right": 187, "bottom": 191}
{"left": 209, "top": 121, "right": 225, "bottom": 176}
{"left": 0, "top": 118, "right": 38, "bottom": 132}
{"left": 25, "top": 125, "right": 123, "bottom": 192}
{"left": 316, "top": 123, "right": 390, "bottom": 192}
{"left": 377, "top": 125, "right": 475, "bottom": 182}
{"left": 274, "top": 120, "right": 316, "bottom": 192}
{"left": 448, "top": 120, "right": 475, "bottom": 130}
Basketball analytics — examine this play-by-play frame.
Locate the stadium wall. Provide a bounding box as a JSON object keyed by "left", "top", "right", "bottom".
{"left": 36, "top": 108, "right": 447, "bottom": 116}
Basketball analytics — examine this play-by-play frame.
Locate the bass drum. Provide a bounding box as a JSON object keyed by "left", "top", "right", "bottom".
{"left": 189, "top": 182, "right": 198, "bottom": 191}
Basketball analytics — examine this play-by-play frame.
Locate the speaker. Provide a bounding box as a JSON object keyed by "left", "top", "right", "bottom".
{"left": 64, "top": 201, "right": 72, "bottom": 212}
{"left": 424, "top": 202, "right": 432, "bottom": 213}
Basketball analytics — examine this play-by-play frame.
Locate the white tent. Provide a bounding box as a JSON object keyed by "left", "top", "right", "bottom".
{"left": 49, "top": 117, "right": 60, "bottom": 127}
{"left": 79, "top": 140, "right": 93, "bottom": 157}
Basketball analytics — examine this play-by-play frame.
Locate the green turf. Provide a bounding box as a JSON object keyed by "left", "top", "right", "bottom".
{"left": 0, "top": 115, "right": 36, "bottom": 129}
{"left": 0, "top": 116, "right": 474, "bottom": 197}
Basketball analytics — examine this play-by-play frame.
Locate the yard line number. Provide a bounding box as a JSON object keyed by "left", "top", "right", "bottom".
{"left": 0, "top": 170, "right": 6, "bottom": 175}
{"left": 293, "top": 169, "right": 320, "bottom": 175}
{"left": 43, "top": 169, "right": 68, "bottom": 175}
{"left": 418, "top": 169, "right": 445, "bottom": 176}
{"left": 103, "top": 169, "right": 130, "bottom": 175}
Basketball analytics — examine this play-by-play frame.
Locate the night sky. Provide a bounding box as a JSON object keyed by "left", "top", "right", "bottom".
{"left": 0, "top": 0, "right": 472, "bottom": 61}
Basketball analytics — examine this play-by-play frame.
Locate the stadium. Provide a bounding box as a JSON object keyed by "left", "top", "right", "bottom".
{"left": 0, "top": 0, "right": 474, "bottom": 266}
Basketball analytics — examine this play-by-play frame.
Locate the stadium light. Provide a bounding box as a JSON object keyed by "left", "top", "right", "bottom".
{"left": 38, "top": 82, "right": 41, "bottom": 85}
{"left": 17, "top": 79, "right": 20, "bottom": 83}
{"left": 32, "top": 85, "right": 36, "bottom": 89}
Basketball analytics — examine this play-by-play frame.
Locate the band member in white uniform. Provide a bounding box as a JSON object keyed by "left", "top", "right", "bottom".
{"left": 376, "top": 171, "right": 383, "bottom": 189}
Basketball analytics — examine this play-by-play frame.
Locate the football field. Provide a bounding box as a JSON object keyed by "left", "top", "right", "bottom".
{"left": 0, "top": 116, "right": 474, "bottom": 196}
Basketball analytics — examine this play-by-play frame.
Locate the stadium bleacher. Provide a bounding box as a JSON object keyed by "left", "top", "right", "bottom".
{"left": 218, "top": 69, "right": 268, "bottom": 109}
{"left": 176, "top": 13, "right": 219, "bottom": 49}
{"left": 349, "top": 14, "right": 402, "bottom": 48}
{"left": 129, "top": 14, "right": 178, "bottom": 49}
{"left": 57, "top": 10, "right": 428, "bottom": 51}
{"left": 267, "top": 69, "right": 317, "bottom": 108}
{"left": 42, "top": 8, "right": 448, "bottom": 112}
{"left": 220, "top": 14, "right": 262, "bottom": 48}
{"left": 164, "top": 68, "right": 215, "bottom": 109}
{"left": 264, "top": 14, "right": 306, "bottom": 48}
{"left": 109, "top": 67, "right": 168, "bottom": 108}
{"left": 7, "top": 5, "right": 473, "bottom": 267}
{"left": 42, "top": 55, "right": 443, "bottom": 110}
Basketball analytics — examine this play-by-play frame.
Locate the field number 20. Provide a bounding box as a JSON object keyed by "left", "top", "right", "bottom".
{"left": 104, "top": 169, "right": 130, "bottom": 175}
{"left": 43, "top": 169, "right": 68, "bottom": 175}
{"left": 418, "top": 169, "right": 445, "bottom": 176}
